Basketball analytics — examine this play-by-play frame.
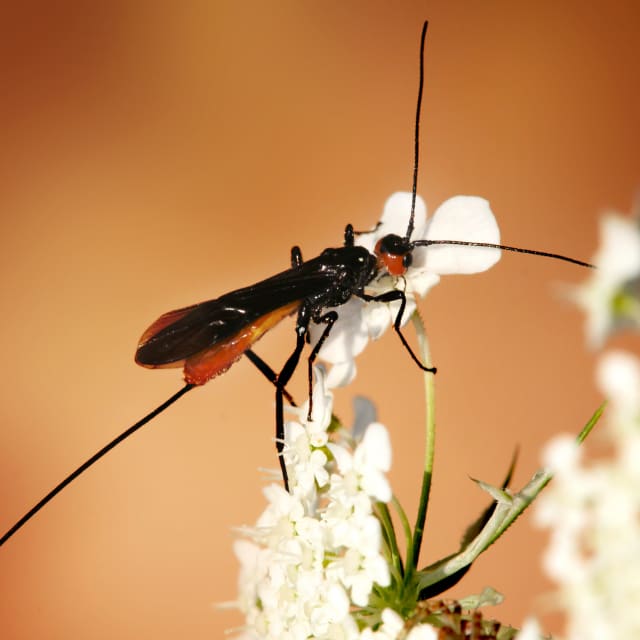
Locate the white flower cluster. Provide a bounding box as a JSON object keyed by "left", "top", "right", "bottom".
{"left": 533, "top": 210, "right": 640, "bottom": 639}
{"left": 233, "top": 369, "right": 436, "bottom": 639}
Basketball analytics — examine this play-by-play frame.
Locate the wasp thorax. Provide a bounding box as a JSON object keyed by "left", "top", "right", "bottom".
{"left": 375, "top": 234, "right": 413, "bottom": 276}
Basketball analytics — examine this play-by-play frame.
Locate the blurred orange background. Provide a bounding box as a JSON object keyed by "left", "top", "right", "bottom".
{"left": 1, "top": 2, "right": 639, "bottom": 638}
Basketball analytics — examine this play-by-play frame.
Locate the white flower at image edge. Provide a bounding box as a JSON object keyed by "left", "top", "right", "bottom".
{"left": 312, "top": 192, "right": 501, "bottom": 386}
{"left": 573, "top": 213, "right": 640, "bottom": 347}
{"left": 597, "top": 350, "right": 640, "bottom": 432}
{"left": 534, "top": 349, "right": 640, "bottom": 639}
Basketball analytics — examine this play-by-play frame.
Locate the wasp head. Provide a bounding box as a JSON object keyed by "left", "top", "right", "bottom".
{"left": 375, "top": 234, "right": 413, "bottom": 276}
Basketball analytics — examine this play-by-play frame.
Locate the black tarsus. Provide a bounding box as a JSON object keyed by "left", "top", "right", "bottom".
{"left": 352, "top": 221, "right": 381, "bottom": 236}
{"left": 0, "top": 383, "right": 195, "bottom": 547}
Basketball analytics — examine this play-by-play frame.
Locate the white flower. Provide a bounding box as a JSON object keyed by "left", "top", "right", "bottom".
{"left": 359, "top": 609, "right": 437, "bottom": 640}
{"left": 597, "top": 350, "right": 640, "bottom": 429}
{"left": 325, "top": 514, "right": 390, "bottom": 606}
{"left": 312, "top": 192, "right": 501, "bottom": 382}
{"left": 282, "top": 366, "right": 333, "bottom": 497}
{"left": 573, "top": 213, "right": 640, "bottom": 347}
{"left": 405, "top": 624, "right": 438, "bottom": 640}
{"left": 360, "top": 609, "right": 404, "bottom": 639}
{"left": 234, "top": 368, "right": 396, "bottom": 638}
{"left": 515, "top": 617, "right": 542, "bottom": 640}
{"left": 329, "top": 421, "right": 392, "bottom": 503}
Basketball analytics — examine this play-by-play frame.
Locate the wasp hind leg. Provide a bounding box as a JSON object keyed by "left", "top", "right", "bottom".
{"left": 244, "top": 349, "right": 296, "bottom": 406}
{"left": 271, "top": 304, "right": 340, "bottom": 492}
{"left": 273, "top": 304, "right": 313, "bottom": 491}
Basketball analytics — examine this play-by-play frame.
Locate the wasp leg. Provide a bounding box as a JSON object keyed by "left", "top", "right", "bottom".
{"left": 274, "top": 304, "right": 313, "bottom": 491}
{"left": 343, "top": 224, "right": 355, "bottom": 247}
{"left": 244, "top": 349, "right": 296, "bottom": 406}
{"left": 360, "top": 289, "right": 437, "bottom": 374}
{"left": 305, "top": 310, "right": 338, "bottom": 420}
{"left": 291, "top": 246, "right": 303, "bottom": 268}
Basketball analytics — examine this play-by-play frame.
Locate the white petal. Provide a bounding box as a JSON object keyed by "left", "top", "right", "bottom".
{"left": 356, "top": 423, "right": 392, "bottom": 502}
{"left": 419, "top": 195, "right": 501, "bottom": 274}
{"left": 325, "top": 584, "right": 350, "bottom": 621}
{"left": 541, "top": 434, "right": 581, "bottom": 475}
{"left": 406, "top": 271, "right": 440, "bottom": 298}
{"left": 350, "top": 573, "right": 374, "bottom": 607}
{"left": 233, "top": 539, "right": 261, "bottom": 567}
{"left": 360, "top": 422, "right": 392, "bottom": 472}
{"left": 596, "top": 214, "right": 640, "bottom": 282}
{"left": 362, "top": 275, "right": 419, "bottom": 330}
{"left": 361, "top": 301, "right": 393, "bottom": 340}
{"left": 380, "top": 609, "right": 405, "bottom": 636}
{"left": 514, "top": 618, "right": 542, "bottom": 640}
{"left": 307, "top": 366, "right": 333, "bottom": 426}
{"left": 364, "top": 552, "right": 391, "bottom": 587}
{"left": 352, "top": 396, "right": 378, "bottom": 440}
{"left": 406, "top": 624, "right": 438, "bottom": 640}
{"left": 379, "top": 191, "right": 427, "bottom": 238}
{"left": 312, "top": 299, "right": 369, "bottom": 364}
{"left": 326, "top": 360, "right": 356, "bottom": 388}
{"left": 357, "top": 192, "right": 428, "bottom": 253}
{"left": 597, "top": 350, "right": 640, "bottom": 410}
{"left": 328, "top": 443, "right": 354, "bottom": 474}
{"left": 361, "top": 470, "right": 391, "bottom": 503}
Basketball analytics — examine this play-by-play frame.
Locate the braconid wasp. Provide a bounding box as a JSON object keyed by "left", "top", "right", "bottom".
{"left": 0, "top": 21, "right": 594, "bottom": 549}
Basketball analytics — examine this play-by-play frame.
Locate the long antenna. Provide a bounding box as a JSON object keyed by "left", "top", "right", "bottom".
{"left": 0, "top": 383, "right": 194, "bottom": 547}
{"left": 400, "top": 21, "right": 594, "bottom": 272}
{"left": 413, "top": 239, "right": 595, "bottom": 268}
{"left": 405, "top": 20, "right": 429, "bottom": 242}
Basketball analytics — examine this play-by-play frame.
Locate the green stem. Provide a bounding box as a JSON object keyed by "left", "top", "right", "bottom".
{"left": 377, "top": 502, "right": 404, "bottom": 578}
{"left": 390, "top": 495, "right": 412, "bottom": 576}
{"left": 416, "top": 403, "right": 607, "bottom": 592}
{"left": 410, "top": 310, "right": 436, "bottom": 570}
{"left": 577, "top": 402, "right": 606, "bottom": 444}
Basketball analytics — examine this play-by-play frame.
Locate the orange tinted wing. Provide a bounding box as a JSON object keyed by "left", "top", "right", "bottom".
{"left": 136, "top": 300, "right": 257, "bottom": 367}
{"left": 183, "top": 300, "right": 300, "bottom": 385}
{"left": 135, "top": 251, "right": 354, "bottom": 374}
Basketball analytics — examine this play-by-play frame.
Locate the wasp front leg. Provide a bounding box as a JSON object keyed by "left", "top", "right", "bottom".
{"left": 360, "top": 289, "right": 436, "bottom": 374}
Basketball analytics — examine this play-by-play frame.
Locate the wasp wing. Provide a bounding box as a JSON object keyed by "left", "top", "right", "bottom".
{"left": 135, "top": 261, "right": 340, "bottom": 367}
